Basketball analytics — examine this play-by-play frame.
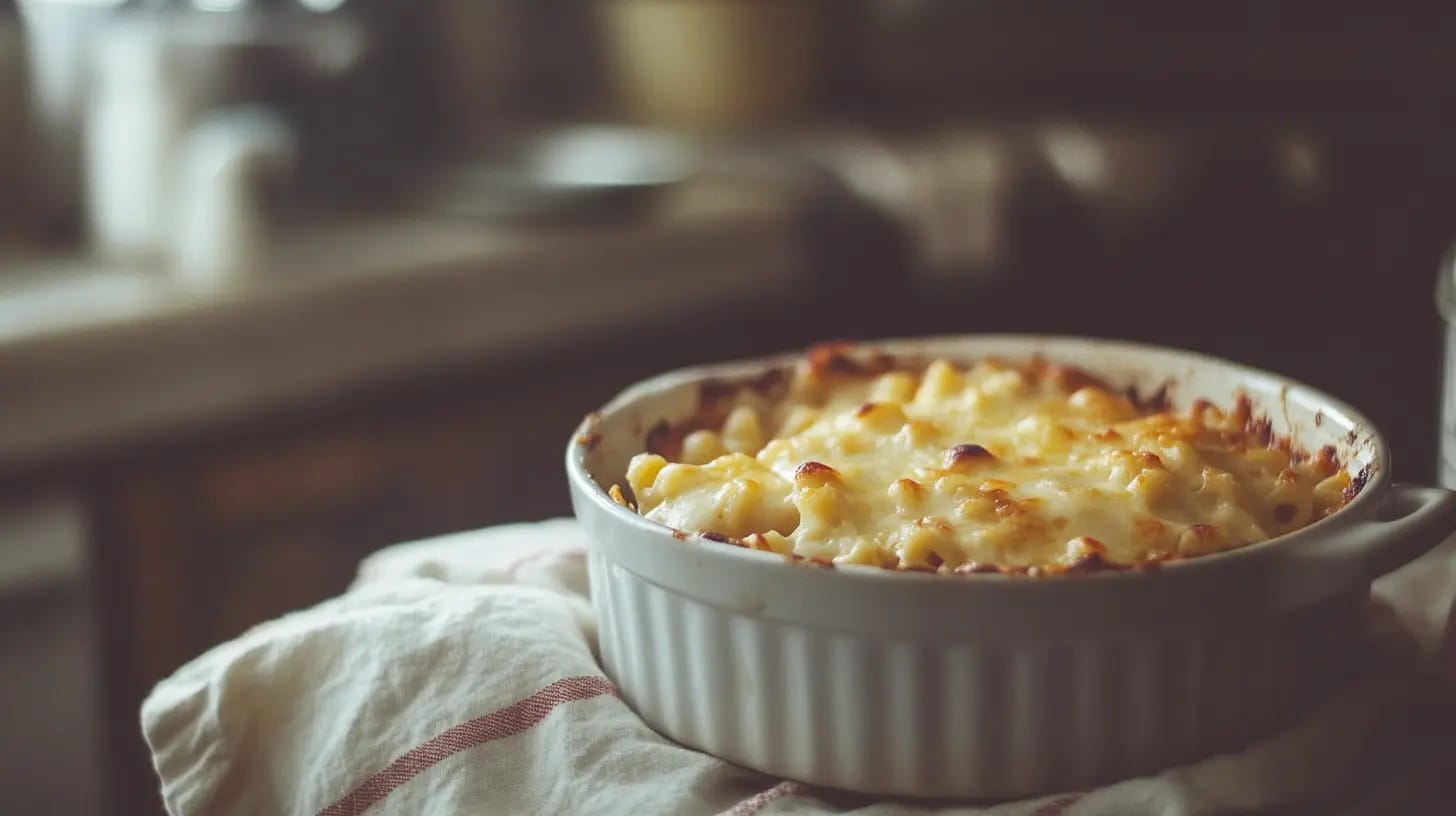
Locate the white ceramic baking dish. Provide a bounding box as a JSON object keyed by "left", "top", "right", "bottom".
{"left": 566, "top": 336, "right": 1456, "bottom": 799}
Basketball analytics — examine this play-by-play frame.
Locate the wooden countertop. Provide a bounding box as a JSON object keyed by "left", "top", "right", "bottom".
{"left": 0, "top": 180, "right": 807, "bottom": 474}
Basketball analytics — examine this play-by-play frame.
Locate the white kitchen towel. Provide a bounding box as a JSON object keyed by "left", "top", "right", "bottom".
{"left": 142, "top": 519, "right": 1454, "bottom": 816}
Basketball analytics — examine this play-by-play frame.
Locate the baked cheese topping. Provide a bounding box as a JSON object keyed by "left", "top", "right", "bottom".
{"left": 619, "top": 352, "right": 1353, "bottom": 572}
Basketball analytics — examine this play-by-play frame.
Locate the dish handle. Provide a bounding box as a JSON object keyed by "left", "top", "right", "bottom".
{"left": 1332, "top": 484, "right": 1456, "bottom": 580}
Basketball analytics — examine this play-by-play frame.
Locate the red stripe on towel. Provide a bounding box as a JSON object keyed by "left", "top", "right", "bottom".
{"left": 317, "top": 675, "right": 619, "bottom": 816}
{"left": 1031, "top": 792, "right": 1086, "bottom": 815}
{"left": 721, "top": 781, "right": 810, "bottom": 816}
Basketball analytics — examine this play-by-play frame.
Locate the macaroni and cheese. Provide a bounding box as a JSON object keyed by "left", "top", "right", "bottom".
{"left": 616, "top": 347, "right": 1356, "bottom": 573}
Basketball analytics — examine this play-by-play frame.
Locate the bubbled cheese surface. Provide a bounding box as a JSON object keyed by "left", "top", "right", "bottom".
{"left": 623, "top": 358, "right": 1352, "bottom": 571}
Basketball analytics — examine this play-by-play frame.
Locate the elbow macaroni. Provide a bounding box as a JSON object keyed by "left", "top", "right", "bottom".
{"left": 619, "top": 352, "right": 1354, "bottom": 573}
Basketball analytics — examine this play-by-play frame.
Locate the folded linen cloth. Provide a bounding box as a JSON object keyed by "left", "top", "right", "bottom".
{"left": 142, "top": 519, "right": 1456, "bottom": 816}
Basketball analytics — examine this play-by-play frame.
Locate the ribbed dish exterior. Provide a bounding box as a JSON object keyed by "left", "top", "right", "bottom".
{"left": 590, "top": 552, "right": 1350, "bottom": 799}
{"left": 569, "top": 335, "right": 1433, "bottom": 800}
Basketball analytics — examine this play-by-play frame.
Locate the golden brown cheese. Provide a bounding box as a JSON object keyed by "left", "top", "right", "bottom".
{"left": 620, "top": 353, "right": 1352, "bottom": 573}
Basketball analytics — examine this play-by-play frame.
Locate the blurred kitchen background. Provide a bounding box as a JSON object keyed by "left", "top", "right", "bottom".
{"left": 2, "top": 1, "right": 1455, "bottom": 814}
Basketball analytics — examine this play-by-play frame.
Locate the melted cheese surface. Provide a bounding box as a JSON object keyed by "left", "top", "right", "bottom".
{"left": 623, "top": 358, "right": 1351, "bottom": 571}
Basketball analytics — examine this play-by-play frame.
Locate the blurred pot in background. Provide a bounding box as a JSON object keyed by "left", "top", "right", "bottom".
{"left": 599, "top": 0, "right": 828, "bottom": 131}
